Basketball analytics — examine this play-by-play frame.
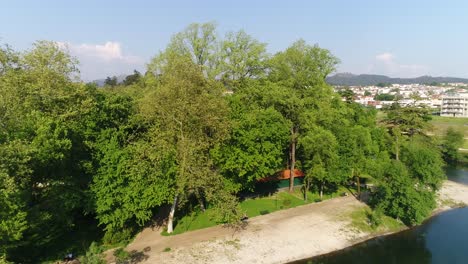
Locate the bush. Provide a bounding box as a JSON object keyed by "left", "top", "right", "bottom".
{"left": 113, "top": 248, "right": 131, "bottom": 264}
{"left": 79, "top": 242, "right": 105, "bottom": 264}
{"left": 163, "top": 247, "right": 171, "bottom": 252}
{"left": 103, "top": 228, "right": 133, "bottom": 245}
{"left": 366, "top": 209, "right": 383, "bottom": 228}
{"left": 371, "top": 161, "right": 436, "bottom": 226}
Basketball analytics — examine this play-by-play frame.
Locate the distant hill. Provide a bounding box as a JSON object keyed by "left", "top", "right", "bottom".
{"left": 326, "top": 73, "right": 468, "bottom": 86}
{"left": 91, "top": 74, "right": 128, "bottom": 87}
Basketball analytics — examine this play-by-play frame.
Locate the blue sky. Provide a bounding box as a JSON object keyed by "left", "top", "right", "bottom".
{"left": 2, "top": 0, "right": 468, "bottom": 80}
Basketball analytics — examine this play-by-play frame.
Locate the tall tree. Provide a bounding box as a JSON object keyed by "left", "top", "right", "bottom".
{"left": 268, "top": 40, "right": 339, "bottom": 191}
{"left": 299, "top": 125, "right": 338, "bottom": 200}
{"left": 212, "top": 105, "right": 290, "bottom": 191}
{"left": 220, "top": 30, "right": 269, "bottom": 86}
{"left": 150, "top": 22, "right": 220, "bottom": 79}
{"left": 441, "top": 127, "right": 464, "bottom": 163}
{"left": 122, "top": 70, "right": 142, "bottom": 86}
{"left": 0, "top": 41, "right": 103, "bottom": 261}
{"left": 383, "top": 104, "right": 432, "bottom": 160}
{"left": 142, "top": 53, "right": 238, "bottom": 233}
{"left": 104, "top": 76, "right": 118, "bottom": 86}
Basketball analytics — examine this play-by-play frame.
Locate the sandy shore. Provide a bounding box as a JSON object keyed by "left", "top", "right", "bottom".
{"left": 122, "top": 180, "right": 468, "bottom": 264}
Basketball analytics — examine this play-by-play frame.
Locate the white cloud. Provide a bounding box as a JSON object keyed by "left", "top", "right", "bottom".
{"left": 375, "top": 52, "right": 394, "bottom": 63}
{"left": 369, "top": 52, "right": 428, "bottom": 78}
{"left": 57, "top": 41, "right": 145, "bottom": 80}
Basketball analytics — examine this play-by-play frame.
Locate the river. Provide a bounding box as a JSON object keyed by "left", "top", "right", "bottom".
{"left": 292, "top": 166, "right": 468, "bottom": 264}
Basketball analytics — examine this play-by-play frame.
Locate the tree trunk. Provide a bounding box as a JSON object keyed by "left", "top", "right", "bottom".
{"left": 395, "top": 135, "right": 400, "bottom": 161}
{"left": 304, "top": 180, "right": 310, "bottom": 201}
{"left": 167, "top": 195, "right": 178, "bottom": 234}
{"left": 320, "top": 183, "right": 324, "bottom": 200}
{"left": 357, "top": 175, "right": 361, "bottom": 201}
{"left": 304, "top": 185, "right": 308, "bottom": 201}
{"left": 289, "top": 127, "right": 296, "bottom": 192}
{"left": 195, "top": 189, "right": 205, "bottom": 212}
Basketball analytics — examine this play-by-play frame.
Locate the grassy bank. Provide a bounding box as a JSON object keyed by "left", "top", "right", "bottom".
{"left": 347, "top": 207, "right": 405, "bottom": 234}
{"left": 429, "top": 116, "right": 468, "bottom": 138}
{"left": 167, "top": 186, "right": 352, "bottom": 235}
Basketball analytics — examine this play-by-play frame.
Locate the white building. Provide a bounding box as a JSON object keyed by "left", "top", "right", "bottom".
{"left": 441, "top": 93, "right": 468, "bottom": 117}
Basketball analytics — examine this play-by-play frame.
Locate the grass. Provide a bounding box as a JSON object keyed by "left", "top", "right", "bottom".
{"left": 428, "top": 116, "right": 468, "bottom": 157}
{"left": 163, "top": 209, "right": 217, "bottom": 235}
{"left": 348, "top": 207, "right": 405, "bottom": 234}
{"left": 164, "top": 186, "right": 352, "bottom": 236}
{"left": 429, "top": 116, "right": 468, "bottom": 137}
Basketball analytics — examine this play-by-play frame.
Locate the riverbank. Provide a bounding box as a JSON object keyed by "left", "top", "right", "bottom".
{"left": 121, "top": 180, "right": 468, "bottom": 264}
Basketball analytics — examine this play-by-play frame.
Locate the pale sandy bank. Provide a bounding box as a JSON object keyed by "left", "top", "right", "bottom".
{"left": 121, "top": 180, "right": 468, "bottom": 264}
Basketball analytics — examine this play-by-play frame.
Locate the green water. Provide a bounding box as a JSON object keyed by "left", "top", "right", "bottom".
{"left": 292, "top": 166, "right": 468, "bottom": 264}
{"left": 445, "top": 165, "right": 468, "bottom": 185}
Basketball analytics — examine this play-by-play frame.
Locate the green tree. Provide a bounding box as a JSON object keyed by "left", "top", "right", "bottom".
{"left": 268, "top": 39, "right": 339, "bottom": 191}
{"left": 299, "top": 126, "right": 338, "bottom": 200}
{"left": 374, "top": 93, "right": 395, "bottom": 101}
{"left": 0, "top": 143, "right": 29, "bottom": 257}
{"left": 372, "top": 160, "right": 436, "bottom": 226}
{"left": 441, "top": 127, "right": 464, "bottom": 163}
{"left": 151, "top": 22, "right": 220, "bottom": 79}
{"left": 338, "top": 88, "right": 355, "bottom": 103}
{"left": 104, "top": 76, "right": 118, "bottom": 86}
{"left": 92, "top": 134, "right": 175, "bottom": 235}
{"left": 401, "top": 137, "right": 445, "bottom": 190}
{"left": 212, "top": 106, "right": 289, "bottom": 191}
{"left": 383, "top": 104, "right": 432, "bottom": 160}
{"left": 141, "top": 53, "right": 239, "bottom": 233}
{"left": 220, "top": 30, "right": 268, "bottom": 86}
{"left": 0, "top": 41, "right": 120, "bottom": 262}
{"left": 0, "top": 44, "right": 19, "bottom": 76}
{"left": 122, "top": 70, "right": 141, "bottom": 86}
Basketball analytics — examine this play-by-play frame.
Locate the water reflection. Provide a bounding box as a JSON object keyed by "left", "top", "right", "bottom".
{"left": 445, "top": 166, "right": 468, "bottom": 185}
{"left": 293, "top": 208, "right": 468, "bottom": 264}
{"left": 291, "top": 166, "right": 468, "bottom": 264}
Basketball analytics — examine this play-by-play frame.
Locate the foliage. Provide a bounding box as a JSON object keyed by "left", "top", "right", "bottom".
{"left": 348, "top": 207, "right": 404, "bottom": 233}
{"left": 441, "top": 127, "right": 464, "bottom": 163}
{"left": 212, "top": 106, "right": 289, "bottom": 191}
{"left": 80, "top": 242, "right": 105, "bottom": 264}
{"left": 105, "top": 76, "right": 118, "bottom": 86}
{"left": 122, "top": 70, "right": 141, "bottom": 86}
{"left": 143, "top": 52, "right": 240, "bottom": 232}
{"left": 92, "top": 136, "right": 175, "bottom": 233}
{"left": 220, "top": 30, "right": 268, "bottom": 86}
{"left": 374, "top": 93, "right": 395, "bottom": 101}
{"left": 0, "top": 24, "right": 449, "bottom": 261}
{"left": 400, "top": 137, "right": 445, "bottom": 190}
{"left": 371, "top": 160, "right": 437, "bottom": 226}
{"left": 113, "top": 248, "right": 131, "bottom": 264}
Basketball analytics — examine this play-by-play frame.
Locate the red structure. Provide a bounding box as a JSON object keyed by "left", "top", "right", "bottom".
{"left": 258, "top": 169, "right": 305, "bottom": 182}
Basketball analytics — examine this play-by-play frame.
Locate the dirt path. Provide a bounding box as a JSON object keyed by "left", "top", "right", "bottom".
{"left": 120, "top": 180, "right": 468, "bottom": 264}
{"left": 124, "top": 196, "right": 367, "bottom": 264}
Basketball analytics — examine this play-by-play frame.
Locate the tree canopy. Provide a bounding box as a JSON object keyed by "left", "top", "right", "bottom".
{"left": 0, "top": 24, "right": 450, "bottom": 262}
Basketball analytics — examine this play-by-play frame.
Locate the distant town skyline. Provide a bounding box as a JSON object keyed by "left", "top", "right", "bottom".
{"left": 2, "top": 0, "right": 468, "bottom": 80}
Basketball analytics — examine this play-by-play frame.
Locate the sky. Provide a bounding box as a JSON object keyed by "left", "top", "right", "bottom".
{"left": 1, "top": 0, "right": 468, "bottom": 80}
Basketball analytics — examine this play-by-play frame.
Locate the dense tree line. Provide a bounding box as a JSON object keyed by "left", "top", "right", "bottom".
{"left": 0, "top": 23, "right": 448, "bottom": 263}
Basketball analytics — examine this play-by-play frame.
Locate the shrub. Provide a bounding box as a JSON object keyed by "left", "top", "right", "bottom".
{"left": 113, "top": 248, "right": 131, "bottom": 264}
{"left": 103, "top": 228, "right": 133, "bottom": 245}
{"left": 79, "top": 242, "right": 105, "bottom": 264}
{"left": 163, "top": 247, "right": 171, "bottom": 252}
{"left": 366, "top": 209, "right": 383, "bottom": 228}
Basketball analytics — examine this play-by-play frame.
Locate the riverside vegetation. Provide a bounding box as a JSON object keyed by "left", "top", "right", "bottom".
{"left": 0, "top": 22, "right": 465, "bottom": 263}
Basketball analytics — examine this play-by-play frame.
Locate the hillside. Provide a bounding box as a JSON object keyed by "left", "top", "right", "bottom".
{"left": 327, "top": 73, "right": 468, "bottom": 86}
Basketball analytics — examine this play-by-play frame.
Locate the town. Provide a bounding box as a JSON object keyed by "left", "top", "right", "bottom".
{"left": 335, "top": 83, "right": 468, "bottom": 117}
